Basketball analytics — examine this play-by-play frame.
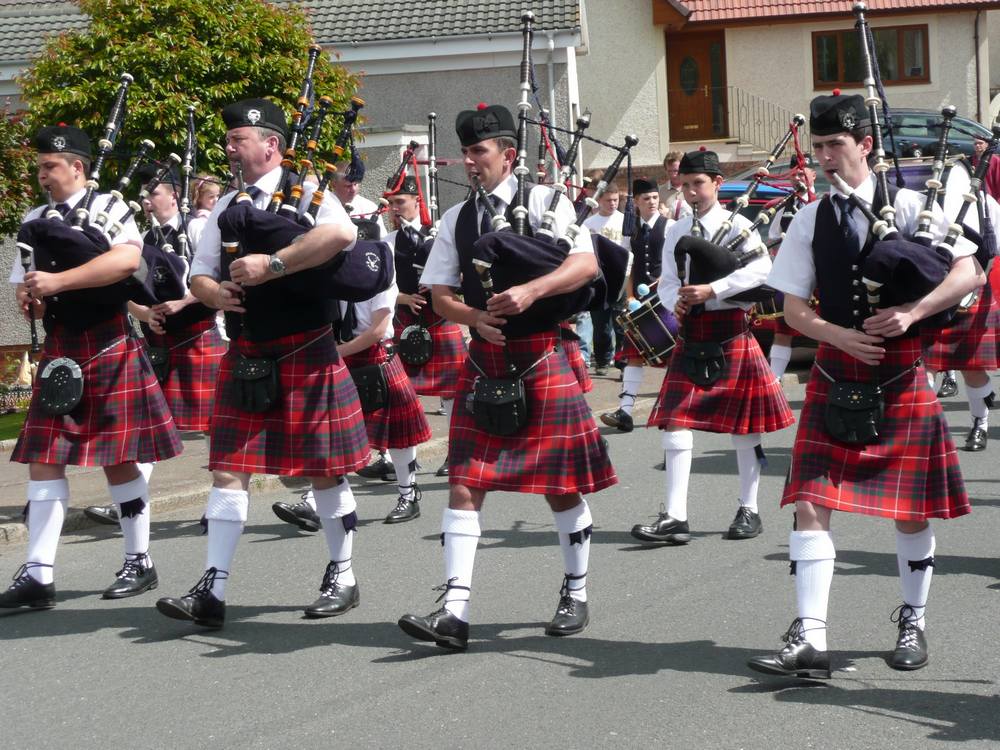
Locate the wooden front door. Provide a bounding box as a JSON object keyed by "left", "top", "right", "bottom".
{"left": 666, "top": 30, "right": 727, "bottom": 142}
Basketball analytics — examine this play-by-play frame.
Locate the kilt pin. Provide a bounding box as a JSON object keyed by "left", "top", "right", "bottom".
{"left": 12, "top": 313, "right": 182, "bottom": 467}
{"left": 448, "top": 331, "right": 618, "bottom": 495}
{"left": 920, "top": 273, "right": 1000, "bottom": 371}
{"left": 647, "top": 308, "right": 794, "bottom": 434}
{"left": 145, "top": 317, "right": 227, "bottom": 432}
{"left": 209, "top": 326, "right": 370, "bottom": 477}
{"left": 782, "top": 338, "right": 970, "bottom": 521}
{"left": 343, "top": 343, "right": 433, "bottom": 450}
{"left": 394, "top": 306, "right": 466, "bottom": 399}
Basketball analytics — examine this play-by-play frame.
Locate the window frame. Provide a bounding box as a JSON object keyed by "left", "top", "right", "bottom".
{"left": 811, "top": 24, "right": 931, "bottom": 89}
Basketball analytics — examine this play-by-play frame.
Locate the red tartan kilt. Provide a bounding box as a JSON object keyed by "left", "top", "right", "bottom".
{"left": 920, "top": 282, "right": 1000, "bottom": 371}
{"left": 394, "top": 307, "right": 466, "bottom": 398}
{"left": 751, "top": 313, "right": 797, "bottom": 338}
{"left": 209, "top": 326, "right": 369, "bottom": 477}
{"left": 343, "top": 344, "right": 432, "bottom": 450}
{"left": 145, "top": 318, "right": 226, "bottom": 432}
{"left": 783, "top": 339, "right": 969, "bottom": 521}
{"left": 647, "top": 309, "right": 794, "bottom": 434}
{"left": 560, "top": 334, "right": 593, "bottom": 393}
{"left": 12, "top": 314, "right": 182, "bottom": 467}
{"left": 448, "top": 333, "right": 618, "bottom": 495}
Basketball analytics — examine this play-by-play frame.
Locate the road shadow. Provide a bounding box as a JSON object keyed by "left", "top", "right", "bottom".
{"left": 761, "top": 548, "right": 1000, "bottom": 580}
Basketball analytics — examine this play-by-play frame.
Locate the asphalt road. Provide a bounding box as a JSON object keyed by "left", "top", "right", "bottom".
{"left": 1, "top": 379, "right": 999, "bottom": 750}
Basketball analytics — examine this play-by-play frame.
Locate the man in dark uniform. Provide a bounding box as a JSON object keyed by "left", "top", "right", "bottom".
{"left": 4, "top": 125, "right": 182, "bottom": 609}
{"left": 154, "top": 99, "right": 369, "bottom": 628}
{"left": 397, "top": 104, "right": 617, "bottom": 650}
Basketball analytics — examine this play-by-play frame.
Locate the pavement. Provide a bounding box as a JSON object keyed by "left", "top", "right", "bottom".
{"left": 1, "top": 363, "right": 998, "bottom": 750}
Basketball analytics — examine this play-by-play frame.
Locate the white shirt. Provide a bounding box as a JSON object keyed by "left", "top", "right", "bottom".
{"left": 340, "top": 284, "right": 398, "bottom": 341}
{"left": 583, "top": 211, "right": 628, "bottom": 248}
{"left": 345, "top": 194, "right": 386, "bottom": 239}
{"left": 420, "top": 173, "right": 592, "bottom": 288}
{"left": 9, "top": 188, "right": 143, "bottom": 284}
{"left": 768, "top": 174, "right": 976, "bottom": 301}
{"left": 658, "top": 201, "right": 771, "bottom": 312}
{"left": 190, "top": 165, "right": 354, "bottom": 280}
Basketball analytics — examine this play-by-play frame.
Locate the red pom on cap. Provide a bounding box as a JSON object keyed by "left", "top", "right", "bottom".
{"left": 57, "top": 121, "right": 67, "bottom": 126}
{"left": 698, "top": 145, "right": 707, "bottom": 151}
{"left": 476, "top": 102, "right": 488, "bottom": 111}
{"left": 832, "top": 88, "right": 841, "bottom": 96}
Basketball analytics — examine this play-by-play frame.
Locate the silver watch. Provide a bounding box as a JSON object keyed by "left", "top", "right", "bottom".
{"left": 268, "top": 255, "right": 287, "bottom": 276}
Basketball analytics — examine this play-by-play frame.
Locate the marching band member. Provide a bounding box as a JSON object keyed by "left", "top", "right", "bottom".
{"left": 155, "top": 98, "right": 368, "bottom": 628}
{"left": 600, "top": 177, "right": 667, "bottom": 432}
{"left": 632, "top": 149, "right": 793, "bottom": 546}
{"left": 397, "top": 104, "right": 617, "bottom": 650}
{"left": 4, "top": 125, "right": 182, "bottom": 608}
{"left": 332, "top": 159, "right": 386, "bottom": 240}
{"left": 387, "top": 173, "right": 467, "bottom": 478}
{"left": 583, "top": 181, "right": 627, "bottom": 376}
{"left": 657, "top": 150, "right": 692, "bottom": 221}
{"left": 748, "top": 93, "right": 981, "bottom": 678}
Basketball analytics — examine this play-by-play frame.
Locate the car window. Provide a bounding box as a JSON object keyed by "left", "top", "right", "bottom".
{"left": 952, "top": 118, "right": 989, "bottom": 140}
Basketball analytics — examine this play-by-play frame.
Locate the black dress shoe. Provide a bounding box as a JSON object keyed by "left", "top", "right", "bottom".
{"left": 727, "top": 506, "right": 763, "bottom": 540}
{"left": 398, "top": 607, "right": 469, "bottom": 650}
{"left": 83, "top": 504, "right": 120, "bottom": 526}
{"left": 384, "top": 486, "right": 421, "bottom": 524}
{"left": 653, "top": 458, "right": 666, "bottom": 471}
{"left": 630, "top": 513, "right": 690, "bottom": 544}
{"left": 545, "top": 575, "right": 589, "bottom": 636}
{"left": 356, "top": 453, "right": 396, "bottom": 482}
{"left": 888, "top": 605, "right": 929, "bottom": 670}
{"left": 594, "top": 365, "right": 608, "bottom": 376}
{"left": 156, "top": 568, "right": 226, "bottom": 628}
{"left": 304, "top": 561, "right": 359, "bottom": 618}
{"left": 600, "top": 408, "right": 634, "bottom": 432}
{"left": 435, "top": 457, "right": 449, "bottom": 477}
{"left": 936, "top": 374, "right": 959, "bottom": 398}
{"left": 102, "top": 556, "right": 158, "bottom": 599}
{"left": 0, "top": 565, "right": 56, "bottom": 610}
{"left": 963, "top": 419, "right": 988, "bottom": 452}
{"left": 272, "top": 495, "right": 322, "bottom": 532}
{"left": 747, "top": 619, "right": 832, "bottom": 679}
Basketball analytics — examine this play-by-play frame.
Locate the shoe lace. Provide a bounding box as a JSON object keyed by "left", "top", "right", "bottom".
{"left": 781, "top": 618, "right": 807, "bottom": 645}
{"left": 392, "top": 484, "right": 422, "bottom": 512}
{"left": 889, "top": 603, "right": 923, "bottom": 651}
{"left": 115, "top": 554, "right": 148, "bottom": 579}
{"left": 556, "top": 573, "right": 586, "bottom": 614}
{"left": 8, "top": 563, "right": 50, "bottom": 590}
{"left": 319, "top": 559, "right": 351, "bottom": 595}
{"left": 734, "top": 506, "right": 753, "bottom": 523}
{"left": 187, "top": 567, "right": 225, "bottom": 599}
{"left": 432, "top": 576, "right": 470, "bottom": 604}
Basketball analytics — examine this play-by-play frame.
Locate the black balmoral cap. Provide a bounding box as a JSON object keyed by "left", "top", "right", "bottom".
{"left": 35, "top": 125, "right": 91, "bottom": 158}
{"left": 631, "top": 177, "right": 658, "bottom": 195}
{"left": 136, "top": 162, "right": 179, "bottom": 187}
{"left": 678, "top": 149, "right": 723, "bottom": 177}
{"left": 810, "top": 93, "right": 871, "bottom": 136}
{"left": 455, "top": 104, "right": 517, "bottom": 147}
{"left": 222, "top": 98, "right": 288, "bottom": 139}
{"left": 387, "top": 174, "right": 419, "bottom": 195}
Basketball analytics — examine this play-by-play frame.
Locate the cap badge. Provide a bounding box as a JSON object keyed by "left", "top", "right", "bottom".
{"left": 839, "top": 112, "right": 856, "bottom": 130}
{"left": 246, "top": 108, "right": 261, "bottom": 125}
{"left": 51, "top": 136, "right": 66, "bottom": 151}
{"left": 365, "top": 252, "right": 380, "bottom": 272}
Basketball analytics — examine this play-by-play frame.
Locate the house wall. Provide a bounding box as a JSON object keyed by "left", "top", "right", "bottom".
{"left": 727, "top": 12, "right": 984, "bottom": 129}
{"left": 0, "top": 237, "right": 31, "bottom": 348}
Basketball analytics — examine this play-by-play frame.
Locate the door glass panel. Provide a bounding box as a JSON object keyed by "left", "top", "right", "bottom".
{"left": 680, "top": 57, "right": 699, "bottom": 96}
{"left": 709, "top": 42, "right": 725, "bottom": 136}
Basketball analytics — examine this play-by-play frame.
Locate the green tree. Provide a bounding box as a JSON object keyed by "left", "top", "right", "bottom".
{"left": 0, "top": 104, "right": 36, "bottom": 234}
{"left": 17, "top": 0, "right": 359, "bottom": 194}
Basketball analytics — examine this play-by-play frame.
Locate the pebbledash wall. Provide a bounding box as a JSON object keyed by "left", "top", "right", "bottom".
{"left": 0, "top": 238, "right": 29, "bottom": 349}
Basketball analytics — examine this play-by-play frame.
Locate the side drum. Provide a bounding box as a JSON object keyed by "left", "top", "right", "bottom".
{"left": 618, "top": 297, "right": 679, "bottom": 367}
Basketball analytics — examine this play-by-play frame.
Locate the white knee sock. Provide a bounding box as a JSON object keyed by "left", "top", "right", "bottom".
{"left": 769, "top": 344, "right": 792, "bottom": 378}
{"left": 389, "top": 447, "right": 418, "bottom": 500}
{"left": 790, "top": 530, "right": 835, "bottom": 651}
{"left": 441, "top": 398, "right": 454, "bottom": 418}
{"left": 967, "top": 381, "right": 993, "bottom": 428}
{"left": 662, "top": 430, "right": 693, "bottom": 522}
{"left": 441, "top": 508, "right": 481, "bottom": 622}
{"left": 926, "top": 370, "right": 936, "bottom": 389}
{"left": 137, "top": 462, "right": 154, "bottom": 483}
{"left": 314, "top": 479, "right": 358, "bottom": 586}
{"left": 108, "top": 475, "right": 151, "bottom": 565}
{"left": 25, "top": 479, "right": 70, "bottom": 584}
{"left": 204, "top": 486, "right": 249, "bottom": 600}
{"left": 552, "top": 500, "right": 593, "bottom": 602}
{"left": 732, "top": 434, "right": 762, "bottom": 513}
{"left": 620, "top": 365, "right": 643, "bottom": 415}
{"left": 895, "top": 525, "right": 935, "bottom": 631}
{"left": 301, "top": 488, "right": 316, "bottom": 511}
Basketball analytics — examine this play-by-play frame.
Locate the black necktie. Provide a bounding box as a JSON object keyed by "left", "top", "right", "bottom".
{"left": 639, "top": 221, "right": 651, "bottom": 246}
{"left": 833, "top": 195, "right": 861, "bottom": 256}
{"left": 405, "top": 226, "right": 422, "bottom": 247}
{"left": 479, "top": 195, "right": 500, "bottom": 236}
{"left": 55, "top": 202, "right": 70, "bottom": 217}
{"left": 246, "top": 185, "right": 263, "bottom": 203}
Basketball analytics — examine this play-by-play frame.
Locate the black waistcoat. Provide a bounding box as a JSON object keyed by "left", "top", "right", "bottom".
{"left": 812, "top": 187, "right": 919, "bottom": 337}
{"left": 393, "top": 226, "right": 431, "bottom": 295}
{"left": 630, "top": 215, "right": 667, "bottom": 289}
{"left": 454, "top": 194, "right": 553, "bottom": 341}
{"left": 140, "top": 226, "right": 216, "bottom": 336}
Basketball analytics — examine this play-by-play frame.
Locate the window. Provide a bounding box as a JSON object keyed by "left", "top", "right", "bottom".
{"left": 812, "top": 25, "right": 929, "bottom": 88}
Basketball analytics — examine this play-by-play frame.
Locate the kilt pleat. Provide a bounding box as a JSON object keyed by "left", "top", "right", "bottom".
{"left": 921, "top": 282, "right": 1000, "bottom": 371}
{"left": 448, "top": 333, "right": 618, "bottom": 495}
{"left": 560, "top": 334, "right": 593, "bottom": 393}
{"left": 12, "top": 314, "right": 182, "bottom": 467}
{"left": 209, "top": 326, "right": 369, "bottom": 477}
{"left": 394, "top": 307, "right": 466, "bottom": 398}
{"left": 145, "top": 318, "right": 226, "bottom": 432}
{"left": 647, "top": 309, "right": 794, "bottom": 434}
{"left": 782, "top": 339, "right": 969, "bottom": 521}
{"left": 343, "top": 344, "right": 432, "bottom": 450}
